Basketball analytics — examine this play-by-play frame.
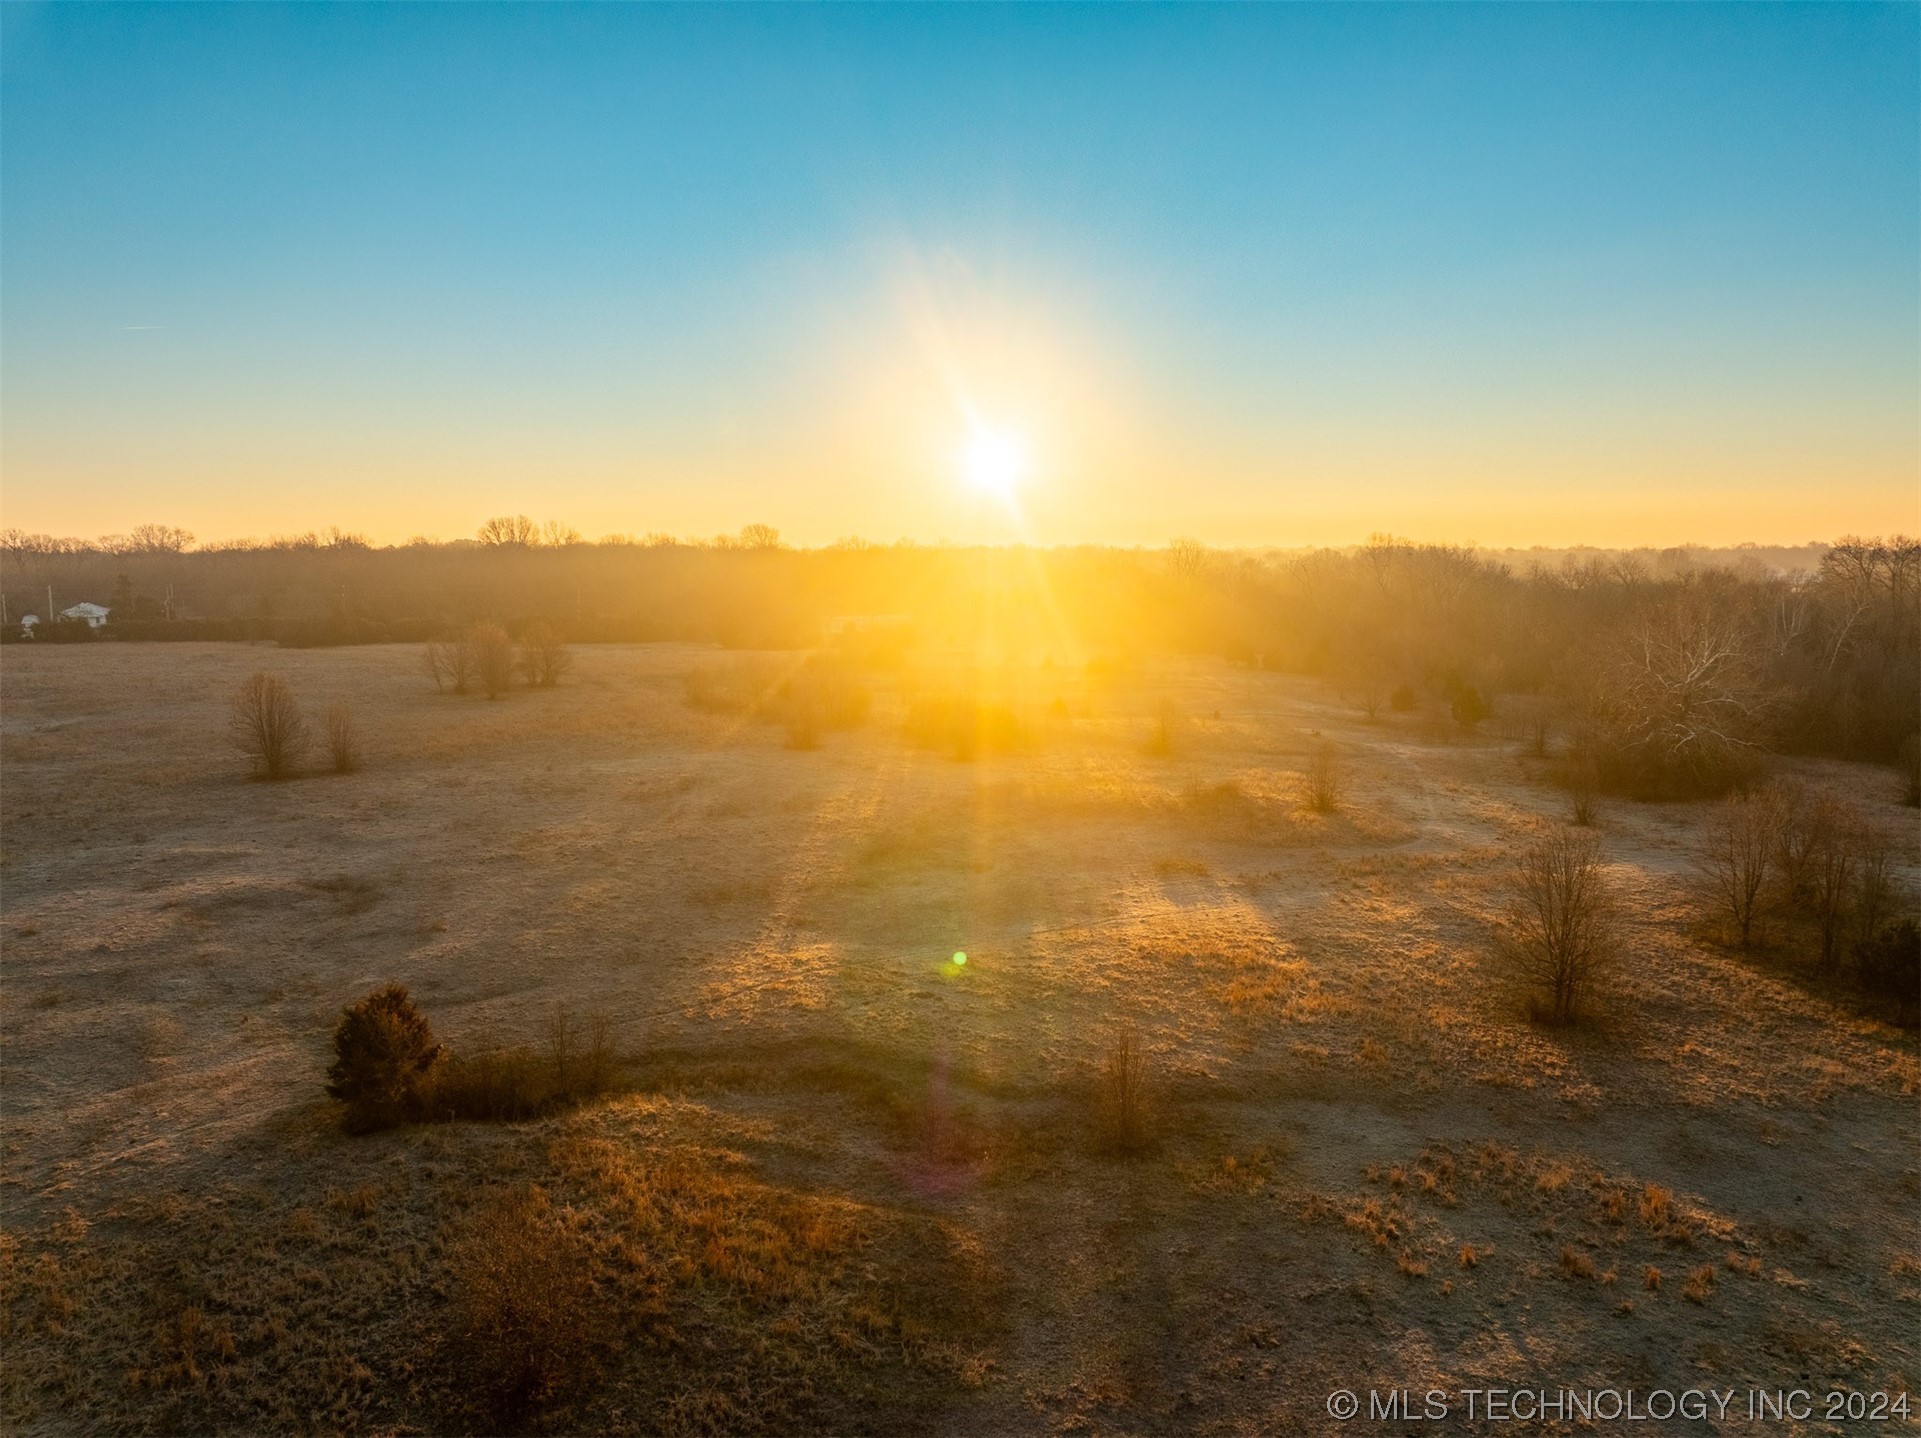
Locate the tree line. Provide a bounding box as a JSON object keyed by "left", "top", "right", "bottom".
{"left": 4, "top": 522, "right": 1913, "bottom": 783}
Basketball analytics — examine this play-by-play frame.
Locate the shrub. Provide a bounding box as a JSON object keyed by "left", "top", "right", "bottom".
{"left": 1145, "top": 701, "right": 1178, "bottom": 757}
{"left": 423, "top": 1008, "right": 618, "bottom": 1122}
{"left": 1560, "top": 751, "right": 1600, "bottom": 826}
{"left": 1852, "top": 821, "right": 1903, "bottom": 942}
{"left": 1696, "top": 786, "right": 1783, "bottom": 947}
{"left": 1389, "top": 683, "right": 1418, "bottom": 712}
{"left": 324, "top": 703, "right": 361, "bottom": 773}
{"left": 1449, "top": 684, "right": 1490, "bottom": 733}
{"left": 546, "top": 1006, "right": 615, "bottom": 1102}
{"left": 465, "top": 622, "right": 516, "bottom": 698}
{"left": 783, "top": 705, "right": 821, "bottom": 750}
{"left": 1512, "top": 697, "right": 1554, "bottom": 758}
{"left": 228, "top": 672, "right": 310, "bottom": 779}
{"left": 1096, "top": 1023, "right": 1153, "bottom": 1154}
{"left": 1500, "top": 827, "right": 1616, "bottom": 1025}
{"left": 422, "top": 634, "right": 473, "bottom": 694}
{"left": 325, "top": 984, "right": 443, "bottom": 1133}
{"left": 36, "top": 616, "right": 100, "bottom": 643}
{"left": 683, "top": 662, "right": 749, "bottom": 713}
{"left": 777, "top": 656, "right": 869, "bottom": 732}
{"left": 762, "top": 656, "right": 874, "bottom": 750}
{"left": 684, "top": 654, "right": 870, "bottom": 743}
{"left": 517, "top": 620, "right": 573, "bottom": 687}
{"left": 1855, "top": 920, "right": 1921, "bottom": 1026}
{"left": 428, "top": 1046, "right": 551, "bottom": 1122}
{"left": 1798, "top": 796, "right": 1861, "bottom": 970}
{"left": 449, "top": 1185, "right": 598, "bottom": 1427}
{"left": 1303, "top": 742, "right": 1343, "bottom": 814}
{"left": 1771, "top": 781, "right": 1818, "bottom": 901}
{"left": 904, "top": 695, "right": 1025, "bottom": 760}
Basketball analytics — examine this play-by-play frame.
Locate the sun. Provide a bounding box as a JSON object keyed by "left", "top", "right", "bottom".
{"left": 960, "top": 424, "right": 1028, "bottom": 498}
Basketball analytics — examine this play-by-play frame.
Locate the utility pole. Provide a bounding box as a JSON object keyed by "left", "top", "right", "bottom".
{"left": 47, "top": 585, "right": 54, "bottom": 623}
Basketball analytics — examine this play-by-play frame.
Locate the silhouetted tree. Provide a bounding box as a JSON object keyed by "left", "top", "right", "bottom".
{"left": 477, "top": 515, "right": 540, "bottom": 547}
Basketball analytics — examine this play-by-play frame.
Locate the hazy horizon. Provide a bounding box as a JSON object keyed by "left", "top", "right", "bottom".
{"left": 0, "top": 519, "right": 1868, "bottom": 566}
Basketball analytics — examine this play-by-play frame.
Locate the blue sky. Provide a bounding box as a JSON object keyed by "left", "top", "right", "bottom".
{"left": 3, "top": 2, "right": 1915, "bottom": 546}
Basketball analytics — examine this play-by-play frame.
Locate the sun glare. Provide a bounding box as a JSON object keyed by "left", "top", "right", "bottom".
{"left": 961, "top": 425, "right": 1028, "bottom": 498}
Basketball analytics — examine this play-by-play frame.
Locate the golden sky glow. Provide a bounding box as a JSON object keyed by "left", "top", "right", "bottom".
{"left": 3, "top": 6, "right": 1916, "bottom": 549}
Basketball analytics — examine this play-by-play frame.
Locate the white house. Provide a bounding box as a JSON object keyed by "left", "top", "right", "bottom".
{"left": 18, "top": 614, "right": 39, "bottom": 636}
{"left": 60, "top": 602, "right": 110, "bottom": 629}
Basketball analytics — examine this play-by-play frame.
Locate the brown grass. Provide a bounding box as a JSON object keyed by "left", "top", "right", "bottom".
{"left": 1638, "top": 1183, "right": 1675, "bottom": 1231}
{"left": 448, "top": 1184, "right": 600, "bottom": 1427}
{"left": 1682, "top": 1264, "right": 1716, "bottom": 1303}
{"left": 3, "top": 644, "right": 1913, "bottom": 1434}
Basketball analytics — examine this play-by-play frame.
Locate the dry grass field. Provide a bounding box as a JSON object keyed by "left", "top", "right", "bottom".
{"left": 1, "top": 642, "right": 1916, "bottom": 1435}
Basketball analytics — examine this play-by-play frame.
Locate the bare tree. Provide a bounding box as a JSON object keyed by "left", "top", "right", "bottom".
{"left": 1337, "top": 651, "right": 1394, "bottom": 722}
{"left": 1498, "top": 693, "right": 1557, "bottom": 757}
{"left": 423, "top": 633, "right": 476, "bottom": 694}
{"left": 127, "top": 522, "right": 195, "bottom": 553}
{"left": 1798, "top": 794, "right": 1859, "bottom": 963}
{"left": 325, "top": 703, "right": 361, "bottom": 773}
{"left": 1598, "top": 602, "right": 1771, "bottom": 792}
{"left": 1772, "top": 780, "right": 1818, "bottom": 900}
{"left": 1145, "top": 699, "right": 1178, "bottom": 757}
{"left": 516, "top": 621, "right": 572, "bottom": 687}
{"left": 1098, "top": 1022, "right": 1153, "bottom": 1153}
{"left": 421, "top": 639, "right": 452, "bottom": 693}
{"left": 1501, "top": 828, "right": 1617, "bottom": 1024}
{"left": 1696, "top": 787, "right": 1783, "bottom": 947}
{"left": 229, "top": 672, "right": 310, "bottom": 779}
{"left": 1802, "top": 796, "right": 1860, "bottom": 970}
{"left": 737, "top": 523, "right": 782, "bottom": 550}
{"left": 477, "top": 515, "right": 540, "bottom": 547}
{"left": 1166, "top": 537, "right": 1211, "bottom": 583}
{"left": 466, "top": 622, "right": 516, "bottom": 698}
{"left": 1852, "top": 820, "right": 1903, "bottom": 944}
